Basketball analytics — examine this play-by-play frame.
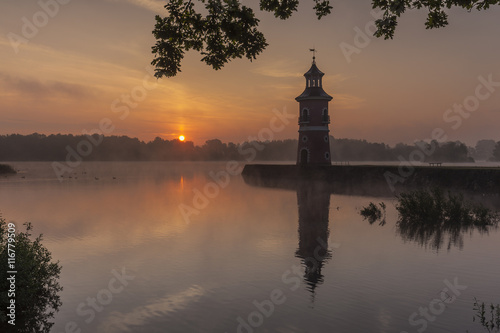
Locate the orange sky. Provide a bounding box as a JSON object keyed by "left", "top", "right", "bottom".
{"left": 1, "top": 0, "right": 499, "bottom": 146}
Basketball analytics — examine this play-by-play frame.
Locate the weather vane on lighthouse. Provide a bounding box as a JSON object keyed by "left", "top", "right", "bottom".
{"left": 309, "top": 48, "right": 317, "bottom": 63}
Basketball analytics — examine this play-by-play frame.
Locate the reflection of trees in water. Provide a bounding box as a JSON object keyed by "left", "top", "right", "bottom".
{"left": 295, "top": 182, "right": 332, "bottom": 299}
{"left": 360, "top": 202, "right": 386, "bottom": 226}
{"left": 397, "top": 216, "right": 472, "bottom": 251}
{"left": 360, "top": 188, "right": 500, "bottom": 251}
{"left": 361, "top": 188, "right": 500, "bottom": 251}
{"left": 396, "top": 188, "right": 499, "bottom": 251}
{"left": 0, "top": 219, "right": 62, "bottom": 333}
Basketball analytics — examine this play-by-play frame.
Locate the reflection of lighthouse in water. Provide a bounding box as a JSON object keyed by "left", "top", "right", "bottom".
{"left": 295, "top": 182, "right": 332, "bottom": 301}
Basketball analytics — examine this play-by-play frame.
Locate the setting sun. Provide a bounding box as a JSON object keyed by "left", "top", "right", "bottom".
{"left": 179, "top": 135, "right": 185, "bottom": 141}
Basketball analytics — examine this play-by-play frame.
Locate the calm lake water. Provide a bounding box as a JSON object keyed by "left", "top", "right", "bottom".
{"left": 1, "top": 161, "right": 500, "bottom": 333}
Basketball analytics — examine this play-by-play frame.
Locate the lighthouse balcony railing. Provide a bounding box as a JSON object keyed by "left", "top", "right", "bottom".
{"left": 322, "top": 115, "right": 330, "bottom": 124}
{"left": 298, "top": 116, "right": 310, "bottom": 125}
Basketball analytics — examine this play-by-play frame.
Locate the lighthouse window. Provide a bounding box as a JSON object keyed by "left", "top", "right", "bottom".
{"left": 325, "top": 152, "right": 330, "bottom": 160}
{"left": 301, "top": 108, "right": 310, "bottom": 122}
{"left": 324, "top": 135, "right": 329, "bottom": 142}
{"left": 322, "top": 108, "right": 329, "bottom": 123}
{"left": 302, "top": 136, "right": 308, "bottom": 143}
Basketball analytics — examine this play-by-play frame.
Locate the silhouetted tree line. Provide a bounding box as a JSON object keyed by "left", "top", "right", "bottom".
{"left": 492, "top": 143, "right": 500, "bottom": 162}
{"left": 0, "top": 133, "right": 498, "bottom": 162}
{"left": 330, "top": 138, "right": 477, "bottom": 163}
{"left": 471, "top": 139, "right": 500, "bottom": 161}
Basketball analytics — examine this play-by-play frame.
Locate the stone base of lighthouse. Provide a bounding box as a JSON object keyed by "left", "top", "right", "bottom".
{"left": 297, "top": 129, "right": 331, "bottom": 165}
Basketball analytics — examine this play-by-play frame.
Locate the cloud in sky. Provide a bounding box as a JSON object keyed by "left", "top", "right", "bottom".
{"left": 106, "top": 0, "right": 165, "bottom": 13}
{"left": 333, "top": 93, "right": 365, "bottom": 110}
{"left": 252, "top": 62, "right": 303, "bottom": 78}
{"left": 0, "top": 72, "right": 94, "bottom": 99}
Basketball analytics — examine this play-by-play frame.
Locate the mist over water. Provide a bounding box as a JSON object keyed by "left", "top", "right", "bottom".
{"left": 1, "top": 162, "right": 499, "bottom": 332}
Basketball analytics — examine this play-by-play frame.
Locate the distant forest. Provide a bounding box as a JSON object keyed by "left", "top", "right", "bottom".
{"left": 1, "top": 133, "right": 500, "bottom": 162}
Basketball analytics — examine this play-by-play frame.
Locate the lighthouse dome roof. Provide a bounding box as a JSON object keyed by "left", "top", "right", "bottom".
{"left": 304, "top": 63, "right": 324, "bottom": 76}
{"left": 295, "top": 61, "right": 333, "bottom": 101}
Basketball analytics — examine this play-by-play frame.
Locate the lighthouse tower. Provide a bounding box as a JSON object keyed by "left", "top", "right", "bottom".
{"left": 296, "top": 54, "right": 333, "bottom": 166}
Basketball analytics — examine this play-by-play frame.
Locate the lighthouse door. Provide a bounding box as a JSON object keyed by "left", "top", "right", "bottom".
{"left": 300, "top": 149, "right": 309, "bottom": 166}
